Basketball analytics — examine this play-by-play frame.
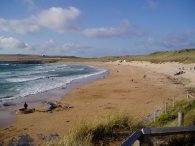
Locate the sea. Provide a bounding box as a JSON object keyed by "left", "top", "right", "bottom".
{"left": 0, "top": 62, "right": 106, "bottom": 103}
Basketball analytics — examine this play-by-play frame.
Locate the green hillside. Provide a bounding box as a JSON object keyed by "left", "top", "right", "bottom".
{"left": 0, "top": 48, "right": 195, "bottom": 63}
{"left": 97, "top": 48, "right": 195, "bottom": 63}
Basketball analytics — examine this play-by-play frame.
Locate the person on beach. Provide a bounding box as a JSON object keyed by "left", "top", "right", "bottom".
{"left": 24, "top": 102, "right": 28, "bottom": 109}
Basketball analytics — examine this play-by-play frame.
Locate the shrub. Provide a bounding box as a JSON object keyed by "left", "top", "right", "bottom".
{"left": 156, "top": 113, "right": 177, "bottom": 123}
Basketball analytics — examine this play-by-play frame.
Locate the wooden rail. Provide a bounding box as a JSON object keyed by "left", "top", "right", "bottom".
{"left": 121, "top": 125, "right": 195, "bottom": 146}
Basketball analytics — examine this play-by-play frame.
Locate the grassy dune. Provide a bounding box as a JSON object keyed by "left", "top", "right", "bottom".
{"left": 0, "top": 48, "right": 195, "bottom": 63}
{"left": 46, "top": 99, "right": 195, "bottom": 146}
{"left": 0, "top": 54, "right": 85, "bottom": 63}
{"left": 97, "top": 48, "right": 195, "bottom": 63}
{"left": 46, "top": 112, "right": 143, "bottom": 146}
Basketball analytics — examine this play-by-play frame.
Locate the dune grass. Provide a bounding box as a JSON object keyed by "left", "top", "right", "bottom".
{"left": 148, "top": 99, "right": 195, "bottom": 127}
{"left": 96, "top": 48, "right": 195, "bottom": 63}
{"left": 45, "top": 112, "right": 143, "bottom": 146}
{"left": 45, "top": 99, "right": 195, "bottom": 146}
{"left": 45, "top": 99, "right": 195, "bottom": 145}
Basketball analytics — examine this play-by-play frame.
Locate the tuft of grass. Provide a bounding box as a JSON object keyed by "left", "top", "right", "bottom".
{"left": 46, "top": 112, "right": 143, "bottom": 146}
{"left": 156, "top": 113, "right": 177, "bottom": 123}
{"left": 148, "top": 99, "right": 195, "bottom": 127}
{"left": 170, "top": 99, "right": 195, "bottom": 114}
{"left": 91, "top": 112, "right": 143, "bottom": 144}
{"left": 184, "top": 110, "right": 195, "bottom": 125}
{"left": 65, "top": 122, "right": 93, "bottom": 146}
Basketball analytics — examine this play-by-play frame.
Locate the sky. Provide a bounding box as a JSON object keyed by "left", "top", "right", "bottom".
{"left": 0, "top": 0, "right": 195, "bottom": 57}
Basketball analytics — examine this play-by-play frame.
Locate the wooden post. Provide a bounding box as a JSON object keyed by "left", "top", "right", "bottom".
{"left": 154, "top": 111, "right": 156, "bottom": 122}
{"left": 178, "top": 112, "right": 183, "bottom": 126}
{"left": 164, "top": 103, "right": 167, "bottom": 114}
{"left": 173, "top": 96, "right": 175, "bottom": 108}
{"left": 186, "top": 91, "right": 189, "bottom": 99}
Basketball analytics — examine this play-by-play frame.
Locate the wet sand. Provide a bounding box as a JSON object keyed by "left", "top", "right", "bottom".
{"left": 0, "top": 61, "right": 191, "bottom": 145}
{"left": 0, "top": 111, "right": 16, "bottom": 128}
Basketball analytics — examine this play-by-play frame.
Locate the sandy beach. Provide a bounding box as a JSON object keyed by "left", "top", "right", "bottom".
{"left": 0, "top": 61, "right": 194, "bottom": 145}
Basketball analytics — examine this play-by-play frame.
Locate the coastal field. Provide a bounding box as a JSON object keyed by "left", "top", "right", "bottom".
{"left": 0, "top": 49, "right": 195, "bottom": 145}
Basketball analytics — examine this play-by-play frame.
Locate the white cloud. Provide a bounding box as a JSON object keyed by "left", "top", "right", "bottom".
{"left": 0, "top": 35, "right": 90, "bottom": 55}
{"left": 0, "top": 6, "right": 80, "bottom": 34}
{"left": 63, "top": 43, "right": 90, "bottom": 50}
{"left": 161, "top": 35, "right": 195, "bottom": 49}
{"left": 144, "top": 30, "right": 195, "bottom": 50}
{"left": 82, "top": 21, "right": 144, "bottom": 38}
{"left": 0, "top": 18, "right": 40, "bottom": 34}
{"left": 36, "top": 7, "right": 80, "bottom": 33}
{"left": 82, "top": 27, "right": 125, "bottom": 38}
{"left": 0, "top": 36, "right": 28, "bottom": 49}
{"left": 41, "top": 39, "right": 56, "bottom": 50}
{"left": 0, "top": 6, "right": 144, "bottom": 41}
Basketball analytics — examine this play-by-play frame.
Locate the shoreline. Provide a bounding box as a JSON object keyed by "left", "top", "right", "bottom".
{"left": 0, "top": 61, "right": 193, "bottom": 145}
{"left": 0, "top": 64, "right": 108, "bottom": 128}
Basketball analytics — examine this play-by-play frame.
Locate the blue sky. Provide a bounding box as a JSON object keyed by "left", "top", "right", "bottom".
{"left": 0, "top": 0, "right": 194, "bottom": 57}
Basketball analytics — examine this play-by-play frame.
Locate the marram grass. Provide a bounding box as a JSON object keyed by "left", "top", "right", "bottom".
{"left": 45, "top": 112, "right": 143, "bottom": 146}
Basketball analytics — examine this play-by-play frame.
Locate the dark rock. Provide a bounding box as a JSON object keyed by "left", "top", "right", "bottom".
{"left": 63, "top": 104, "right": 73, "bottom": 109}
{"left": 47, "top": 102, "right": 57, "bottom": 111}
{"left": 8, "top": 134, "right": 34, "bottom": 146}
{"left": 37, "top": 133, "right": 47, "bottom": 141}
{"left": 174, "top": 70, "right": 185, "bottom": 76}
{"left": 3, "top": 102, "right": 16, "bottom": 107}
{"left": 48, "top": 133, "right": 60, "bottom": 141}
{"left": 37, "top": 133, "right": 59, "bottom": 141}
{"left": 41, "top": 101, "right": 57, "bottom": 112}
{"left": 18, "top": 108, "right": 35, "bottom": 114}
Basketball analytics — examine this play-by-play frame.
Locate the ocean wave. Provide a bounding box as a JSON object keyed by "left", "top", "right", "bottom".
{"left": 0, "top": 64, "right": 9, "bottom": 66}
{"left": 18, "top": 78, "right": 67, "bottom": 98}
{"left": 0, "top": 64, "right": 107, "bottom": 102}
{"left": 0, "top": 64, "right": 69, "bottom": 78}
{"left": 71, "top": 68, "right": 107, "bottom": 81}
{"left": 6, "top": 76, "right": 47, "bottom": 83}
{"left": 19, "top": 69, "right": 107, "bottom": 98}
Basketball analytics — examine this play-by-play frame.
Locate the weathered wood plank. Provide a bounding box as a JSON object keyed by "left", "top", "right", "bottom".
{"left": 121, "top": 126, "right": 195, "bottom": 146}
{"left": 121, "top": 130, "right": 142, "bottom": 146}
{"left": 142, "top": 125, "right": 195, "bottom": 136}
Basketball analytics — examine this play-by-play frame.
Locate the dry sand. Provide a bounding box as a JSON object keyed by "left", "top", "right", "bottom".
{"left": 0, "top": 61, "right": 192, "bottom": 145}
{"left": 115, "top": 61, "right": 195, "bottom": 88}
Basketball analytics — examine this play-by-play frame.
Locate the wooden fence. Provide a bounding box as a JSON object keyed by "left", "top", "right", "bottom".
{"left": 122, "top": 92, "right": 195, "bottom": 146}
{"left": 148, "top": 91, "right": 194, "bottom": 123}
{"left": 121, "top": 125, "right": 195, "bottom": 146}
